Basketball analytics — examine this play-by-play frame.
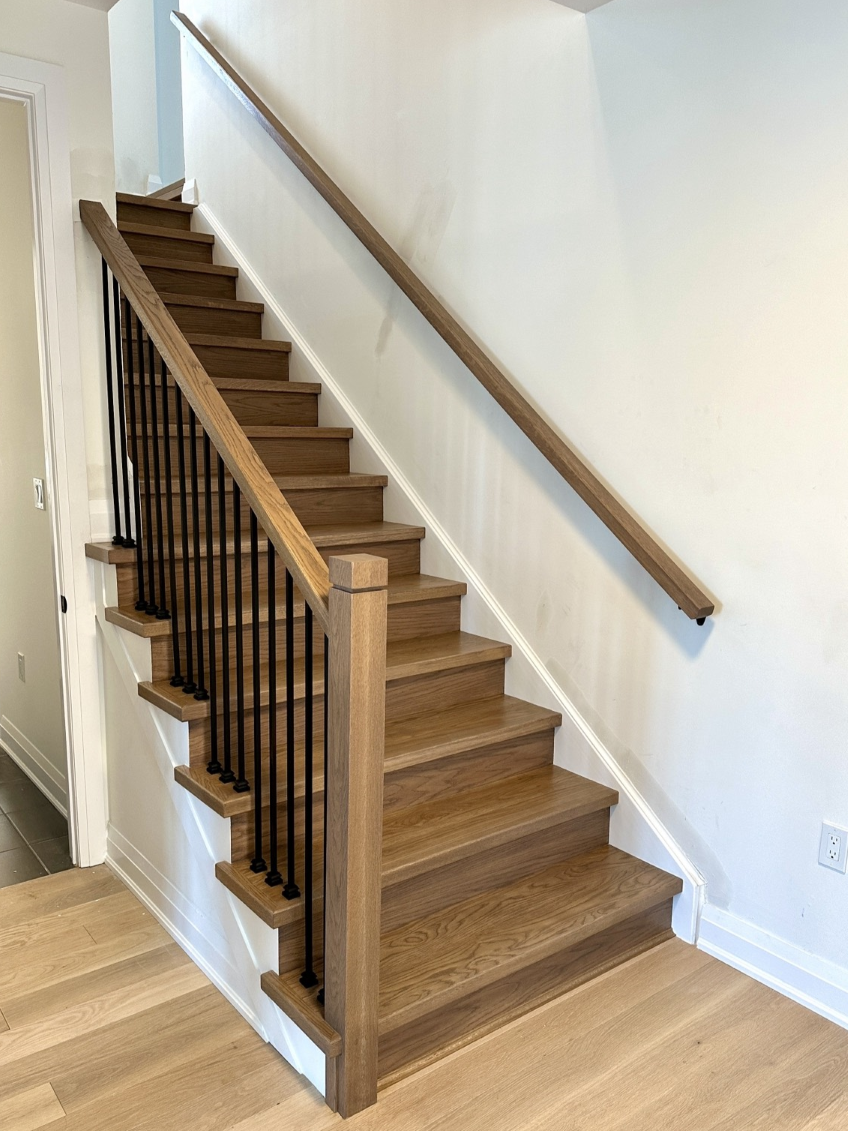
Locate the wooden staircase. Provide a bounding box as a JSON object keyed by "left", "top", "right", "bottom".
{"left": 86, "top": 192, "right": 682, "bottom": 1108}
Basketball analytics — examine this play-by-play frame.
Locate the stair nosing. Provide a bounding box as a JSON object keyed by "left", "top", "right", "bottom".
{"left": 136, "top": 254, "right": 239, "bottom": 278}
{"left": 118, "top": 221, "right": 214, "bottom": 244}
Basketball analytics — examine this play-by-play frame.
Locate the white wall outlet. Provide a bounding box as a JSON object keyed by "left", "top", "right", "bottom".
{"left": 819, "top": 823, "right": 848, "bottom": 874}
{"left": 33, "top": 478, "right": 44, "bottom": 510}
{"left": 17, "top": 653, "right": 25, "bottom": 682}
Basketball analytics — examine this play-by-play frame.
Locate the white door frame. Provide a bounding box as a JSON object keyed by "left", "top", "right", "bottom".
{"left": 0, "top": 51, "right": 108, "bottom": 867}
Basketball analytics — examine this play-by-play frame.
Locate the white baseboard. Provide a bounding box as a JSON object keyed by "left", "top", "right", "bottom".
{"left": 106, "top": 822, "right": 267, "bottom": 1036}
{"left": 0, "top": 717, "right": 67, "bottom": 816}
{"left": 194, "top": 200, "right": 706, "bottom": 941}
{"left": 699, "top": 905, "right": 848, "bottom": 1031}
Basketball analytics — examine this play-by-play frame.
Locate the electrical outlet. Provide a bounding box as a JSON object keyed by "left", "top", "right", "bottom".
{"left": 33, "top": 478, "right": 44, "bottom": 510}
{"left": 17, "top": 653, "right": 25, "bottom": 683}
{"left": 819, "top": 823, "right": 848, "bottom": 874}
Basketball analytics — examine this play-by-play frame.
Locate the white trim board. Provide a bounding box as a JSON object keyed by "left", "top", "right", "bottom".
{"left": 193, "top": 200, "right": 706, "bottom": 942}
{"left": 0, "top": 718, "right": 68, "bottom": 816}
{"left": 699, "top": 905, "right": 848, "bottom": 1032}
{"left": 0, "top": 52, "right": 108, "bottom": 866}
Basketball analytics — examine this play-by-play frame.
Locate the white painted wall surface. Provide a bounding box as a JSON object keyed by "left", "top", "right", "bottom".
{"left": 177, "top": 0, "right": 848, "bottom": 1003}
{"left": 0, "top": 0, "right": 115, "bottom": 537}
{"left": 109, "top": 0, "right": 159, "bottom": 192}
{"left": 0, "top": 100, "right": 68, "bottom": 810}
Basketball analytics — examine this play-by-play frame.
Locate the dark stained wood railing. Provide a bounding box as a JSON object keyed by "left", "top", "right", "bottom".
{"left": 172, "top": 11, "right": 715, "bottom": 622}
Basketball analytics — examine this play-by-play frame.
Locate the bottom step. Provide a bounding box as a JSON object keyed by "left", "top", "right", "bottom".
{"left": 261, "top": 845, "right": 681, "bottom": 1090}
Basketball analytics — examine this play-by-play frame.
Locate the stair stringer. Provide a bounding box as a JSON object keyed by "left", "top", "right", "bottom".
{"left": 192, "top": 200, "right": 706, "bottom": 943}
{"left": 91, "top": 558, "right": 328, "bottom": 1095}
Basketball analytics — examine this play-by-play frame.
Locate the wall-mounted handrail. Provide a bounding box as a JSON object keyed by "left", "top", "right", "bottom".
{"left": 80, "top": 199, "right": 331, "bottom": 630}
{"left": 173, "top": 12, "right": 715, "bottom": 622}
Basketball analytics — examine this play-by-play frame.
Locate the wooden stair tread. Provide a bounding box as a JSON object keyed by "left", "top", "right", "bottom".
{"left": 133, "top": 376, "right": 319, "bottom": 394}
{"left": 86, "top": 521, "right": 422, "bottom": 567}
{"left": 175, "top": 754, "right": 324, "bottom": 818}
{"left": 212, "top": 767, "right": 616, "bottom": 929}
{"left": 118, "top": 221, "right": 214, "bottom": 244}
{"left": 106, "top": 573, "right": 462, "bottom": 640}
{"left": 260, "top": 971, "right": 340, "bottom": 1056}
{"left": 184, "top": 333, "right": 291, "bottom": 352}
{"left": 160, "top": 292, "right": 263, "bottom": 313}
{"left": 137, "top": 472, "right": 387, "bottom": 496}
{"left": 377, "top": 845, "right": 683, "bottom": 1034}
{"left": 136, "top": 254, "right": 238, "bottom": 278}
{"left": 385, "top": 696, "right": 559, "bottom": 771}
{"left": 139, "top": 631, "right": 509, "bottom": 722}
{"left": 381, "top": 767, "right": 617, "bottom": 885}
{"left": 116, "top": 191, "right": 194, "bottom": 213}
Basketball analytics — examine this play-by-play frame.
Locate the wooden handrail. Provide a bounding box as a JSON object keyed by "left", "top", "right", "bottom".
{"left": 173, "top": 12, "right": 715, "bottom": 622}
{"left": 79, "top": 199, "right": 331, "bottom": 630}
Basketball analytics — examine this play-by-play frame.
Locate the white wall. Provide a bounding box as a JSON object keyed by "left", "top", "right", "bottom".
{"left": 178, "top": 0, "right": 848, "bottom": 1003}
{"left": 109, "top": 0, "right": 185, "bottom": 193}
{"left": 0, "top": 0, "right": 115, "bottom": 540}
{"left": 109, "top": 0, "right": 159, "bottom": 192}
{"left": 0, "top": 99, "right": 68, "bottom": 810}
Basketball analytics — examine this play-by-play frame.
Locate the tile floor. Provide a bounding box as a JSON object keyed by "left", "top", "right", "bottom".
{"left": 0, "top": 747, "right": 72, "bottom": 887}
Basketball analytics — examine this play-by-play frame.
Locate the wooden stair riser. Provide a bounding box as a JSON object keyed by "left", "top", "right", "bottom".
{"left": 382, "top": 729, "right": 554, "bottom": 813}
{"left": 113, "top": 537, "right": 418, "bottom": 608}
{"left": 142, "top": 262, "right": 238, "bottom": 301}
{"left": 150, "top": 615, "right": 325, "bottom": 682}
{"left": 120, "top": 226, "right": 215, "bottom": 263}
{"left": 136, "top": 480, "right": 384, "bottom": 536}
{"left": 189, "top": 700, "right": 322, "bottom": 769}
{"left": 128, "top": 384, "right": 319, "bottom": 428}
{"left": 150, "top": 596, "right": 460, "bottom": 682}
{"left": 385, "top": 661, "right": 504, "bottom": 723}
{"left": 191, "top": 341, "right": 289, "bottom": 381}
{"left": 130, "top": 432, "right": 350, "bottom": 477}
{"left": 377, "top": 899, "right": 675, "bottom": 1088}
{"left": 120, "top": 336, "right": 290, "bottom": 381}
{"left": 164, "top": 299, "right": 261, "bottom": 338}
{"left": 277, "top": 808, "right": 611, "bottom": 976}
{"left": 116, "top": 199, "right": 193, "bottom": 230}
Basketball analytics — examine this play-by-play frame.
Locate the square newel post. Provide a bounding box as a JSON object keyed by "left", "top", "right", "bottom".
{"left": 324, "top": 554, "right": 388, "bottom": 1117}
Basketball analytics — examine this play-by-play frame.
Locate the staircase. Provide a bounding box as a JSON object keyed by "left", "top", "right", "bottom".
{"left": 86, "top": 191, "right": 682, "bottom": 1113}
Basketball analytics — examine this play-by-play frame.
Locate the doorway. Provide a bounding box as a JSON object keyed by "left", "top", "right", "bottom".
{"left": 0, "top": 97, "right": 73, "bottom": 885}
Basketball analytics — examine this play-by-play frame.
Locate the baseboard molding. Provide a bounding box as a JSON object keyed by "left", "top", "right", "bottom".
{"left": 0, "top": 716, "right": 67, "bottom": 816}
{"left": 699, "top": 905, "right": 848, "bottom": 1031}
{"left": 106, "top": 822, "right": 267, "bottom": 1038}
{"left": 196, "top": 200, "right": 706, "bottom": 941}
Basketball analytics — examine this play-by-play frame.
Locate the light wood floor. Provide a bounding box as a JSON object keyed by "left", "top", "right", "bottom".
{"left": 0, "top": 867, "right": 845, "bottom": 1130}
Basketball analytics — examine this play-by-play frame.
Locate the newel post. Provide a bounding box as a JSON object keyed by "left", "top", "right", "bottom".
{"left": 324, "top": 554, "right": 388, "bottom": 1116}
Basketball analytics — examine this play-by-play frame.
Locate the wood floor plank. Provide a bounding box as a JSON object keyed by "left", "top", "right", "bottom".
{"left": 0, "top": 1083, "right": 64, "bottom": 1131}
{"left": 0, "top": 963, "right": 208, "bottom": 1066}
{"left": 0, "top": 943, "right": 190, "bottom": 1030}
{"left": 0, "top": 866, "right": 123, "bottom": 930}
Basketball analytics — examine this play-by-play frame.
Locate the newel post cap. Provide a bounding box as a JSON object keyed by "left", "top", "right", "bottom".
{"left": 329, "top": 554, "right": 389, "bottom": 593}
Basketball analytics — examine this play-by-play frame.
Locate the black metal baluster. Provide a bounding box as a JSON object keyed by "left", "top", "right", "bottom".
{"left": 265, "top": 543, "right": 282, "bottom": 887}
{"left": 123, "top": 298, "right": 146, "bottom": 609}
{"left": 250, "top": 512, "right": 266, "bottom": 871}
{"left": 135, "top": 313, "right": 157, "bottom": 615}
{"left": 174, "top": 387, "right": 196, "bottom": 694}
{"left": 283, "top": 569, "right": 299, "bottom": 899}
{"left": 232, "top": 483, "right": 249, "bottom": 793}
{"left": 101, "top": 261, "right": 122, "bottom": 546}
{"left": 317, "top": 639, "right": 328, "bottom": 1006}
{"left": 160, "top": 360, "right": 183, "bottom": 686}
{"left": 218, "top": 456, "right": 235, "bottom": 783}
{"left": 205, "top": 434, "right": 221, "bottom": 774}
{"left": 148, "top": 338, "right": 169, "bottom": 620}
{"left": 188, "top": 409, "right": 207, "bottom": 699}
{"left": 113, "top": 281, "right": 134, "bottom": 549}
{"left": 300, "top": 602, "right": 318, "bottom": 988}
